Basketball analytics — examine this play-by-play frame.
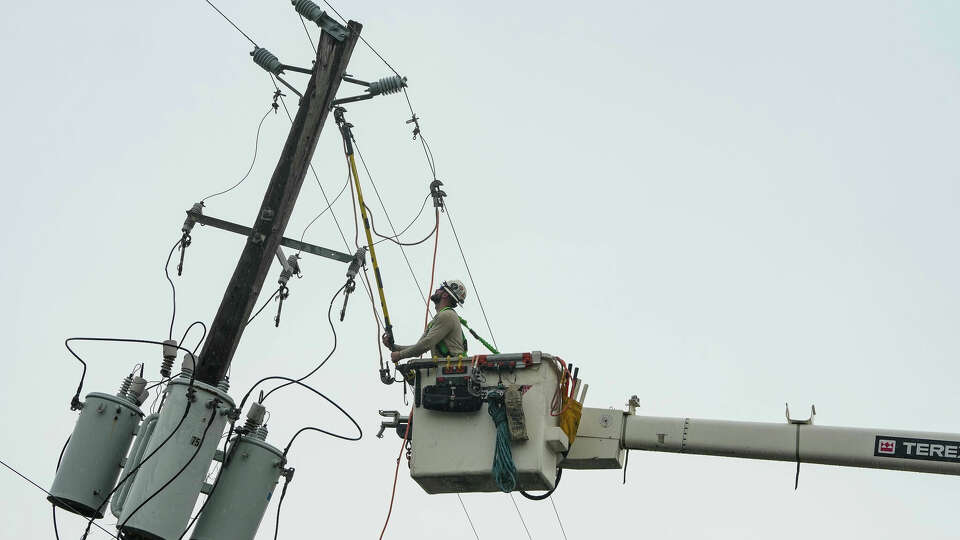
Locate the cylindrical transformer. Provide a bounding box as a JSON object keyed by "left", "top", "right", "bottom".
{"left": 191, "top": 435, "right": 285, "bottom": 540}
{"left": 118, "top": 377, "right": 234, "bottom": 539}
{"left": 48, "top": 392, "right": 143, "bottom": 517}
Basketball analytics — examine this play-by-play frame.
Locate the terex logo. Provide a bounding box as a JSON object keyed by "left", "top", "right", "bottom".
{"left": 877, "top": 439, "right": 896, "bottom": 454}
{"left": 875, "top": 435, "right": 960, "bottom": 463}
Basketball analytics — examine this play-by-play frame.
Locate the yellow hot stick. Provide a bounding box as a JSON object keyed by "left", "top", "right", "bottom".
{"left": 346, "top": 152, "right": 393, "bottom": 337}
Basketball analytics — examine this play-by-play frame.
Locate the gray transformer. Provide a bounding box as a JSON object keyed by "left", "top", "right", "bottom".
{"left": 48, "top": 392, "right": 143, "bottom": 517}
{"left": 118, "top": 377, "right": 234, "bottom": 539}
{"left": 191, "top": 435, "right": 285, "bottom": 540}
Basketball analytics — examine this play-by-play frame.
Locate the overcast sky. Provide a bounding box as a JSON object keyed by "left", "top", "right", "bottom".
{"left": 2, "top": 1, "right": 959, "bottom": 538}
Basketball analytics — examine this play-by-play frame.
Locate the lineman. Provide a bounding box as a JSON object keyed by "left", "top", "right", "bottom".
{"left": 384, "top": 280, "right": 469, "bottom": 362}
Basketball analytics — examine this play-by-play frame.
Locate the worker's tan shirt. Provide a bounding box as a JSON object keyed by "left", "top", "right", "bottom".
{"left": 394, "top": 309, "right": 466, "bottom": 360}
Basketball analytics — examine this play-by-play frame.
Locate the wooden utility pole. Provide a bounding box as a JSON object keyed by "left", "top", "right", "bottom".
{"left": 195, "top": 20, "right": 362, "bottom": 385}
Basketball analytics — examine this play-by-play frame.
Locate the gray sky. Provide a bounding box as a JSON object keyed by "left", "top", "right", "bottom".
{"left": 2, "top": 1, "right": 959, "bottom": 538}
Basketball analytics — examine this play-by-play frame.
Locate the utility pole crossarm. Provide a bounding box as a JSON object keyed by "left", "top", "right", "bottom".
{"left": 186, "top": 210, "right": 353, "bottom": 263}
{"left": 195, "top": 20, "right": 362, "bottom": 385}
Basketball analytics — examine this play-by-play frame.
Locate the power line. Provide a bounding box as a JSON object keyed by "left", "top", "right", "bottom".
{"left": 508, "top": 493, "right": 534, "bottom": 540}
{"left": 0, "top": 456, "right": 119, "bottom": 539}
{"left": 200, "top": 107, "right": 274, "bottom": 203}
{"left": 549, "top": 496, "right": 569, "bottom": 540}
{"left": 444, "top": 203, "right": 498, "bottom": 349}
{"left": 456, "top": 494, "right": 481, "bottom": 540}
{"left": 203, "top": 0, "right": 258, "bottom": 47}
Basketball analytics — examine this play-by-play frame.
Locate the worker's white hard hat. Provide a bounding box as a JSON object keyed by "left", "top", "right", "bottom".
{"left": 441, "top": 279, "right": 467, "bottom": 304}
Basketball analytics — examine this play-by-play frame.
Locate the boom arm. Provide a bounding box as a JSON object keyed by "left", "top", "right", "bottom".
{"left": 565, "top": 404, "right": 960, "bottom": 476}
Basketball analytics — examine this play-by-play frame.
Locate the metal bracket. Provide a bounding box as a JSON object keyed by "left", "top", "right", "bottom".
{"left": 785, "top": 403, "right": 816, "bottom": 425}
{"left": 292, "top": 0, "right": 349, "bottom": 41}
{"left": 377, "top": 410, "right": 409, "bottom": 439}
{"left": 183, "top": 205, "right": 353, "bottom": 263}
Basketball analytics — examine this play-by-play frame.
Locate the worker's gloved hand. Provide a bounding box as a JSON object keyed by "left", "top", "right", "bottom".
{"left": 390, "top": 351, "right": 402, "bottom": 363}
{"left": 381, "top": 332, "right": 394, "bottom": 350}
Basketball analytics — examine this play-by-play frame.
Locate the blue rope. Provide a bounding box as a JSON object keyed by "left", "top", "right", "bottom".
{"left": 488, "top": 395, "right": 517, "bottom": 492}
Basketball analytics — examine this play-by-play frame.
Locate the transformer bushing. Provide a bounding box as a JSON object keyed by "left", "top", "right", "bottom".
{"left": 190, "top": 435, "right": 285, "bottom": 540}
{"left": 117, "top": 377, "right": 234, "bottom": 539}
{"left": 48, "top": 392, "right": 143, "bottom": 517}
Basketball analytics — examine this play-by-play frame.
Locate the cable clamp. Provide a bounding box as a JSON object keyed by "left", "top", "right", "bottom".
{"left": 429, "top": 180, "right": 447, "bottom": 210}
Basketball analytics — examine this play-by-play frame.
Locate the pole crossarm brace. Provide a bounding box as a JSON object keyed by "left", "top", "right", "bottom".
{"left": 185, "top": 208, "right": 352, "bottom": 263}
{"left": 194, "top": 19, "right": 362, "bottom": 386}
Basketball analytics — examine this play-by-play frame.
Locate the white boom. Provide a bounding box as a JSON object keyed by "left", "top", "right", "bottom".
{"left": 564, "top": 403, "right": 960, "bottom": 476}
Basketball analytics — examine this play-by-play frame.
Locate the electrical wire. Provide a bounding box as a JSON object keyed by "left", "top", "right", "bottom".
{"left": 298, "top": 173, "right": 350, "bottom": 248}
{"left": 246, "top": 286, "right": 283, "bottom": 327}
{"left": 165, "top": 238, "right": 182, "bottom": 341}
{"left": 203, "top": 0, "right": 258, "bottom": 47}
{"left": 353, "top": 139, "right": 431, "bottom": 308}
{"left": 52, "top": 436, "right": 71, "bottom": 540}
{"left": 549, "top": 496, "right": 569, "bottom": 540}
{"left": 118, "top": 404, "right": 219, "bottom": 531}
{"left": 370, "top": 195, "right": 430, "bottom": 246}
{"left": 272, "top": 473, "right": 292, "bottom": 540}
{"left": 64, "top": 337, "right": 198, "bottom": 413}
{"left": 260, "top": 283, "right": 344, "bottom": 401}
{"left": 178, "top": 321, "right": 208, "bottom": 355}
{"left": 237, "top": 377, "right": 362, "bottom": 442}
{"left": 200, "top": 107, "right": 273, "bottom": 203}
{"left": 456, "top": 494, "right": 481, "bottom": 540}
{"left": 83, "top": 394, "right": 195, "bottom": 536}
{"left": 365, "top": 201, "right": 437, "bottom": 247}
{"left": 268, "top": 74, "right": 380, "bottom": 325}
{"left": 0, "top": 457, "right": 119, "bottom": 539}
{"left": 179, "top": 418, "right": 237, "bottom": 539}
{"left": 444, "top": 203, "right": 498, "bottom": 349}
{"left": 509, "top": 493, "right": 534, "bottom": 540}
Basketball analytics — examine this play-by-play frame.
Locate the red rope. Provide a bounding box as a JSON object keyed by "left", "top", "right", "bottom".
{"left": 379, "top": 408, "right": 412, "bottom": 539}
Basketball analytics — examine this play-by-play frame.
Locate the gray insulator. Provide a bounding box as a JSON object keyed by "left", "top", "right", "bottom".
{"left": 291, "top": 0, "right": 325, "bottom": 23}
{"left": 279, "top": 268, "right": 292, "bottom": 285}
{"left": 180, "top": 352, "right": 197, "bottom": 380}
{"left": 244, "top": 402, "right": 266, "bottom": 431}
{"left": 368, "top": 75, "right": 407, "bottom": 96}
{"left": 251, "top": 47, "right": 283, "bottom": 76}
{"left": 217, "top": 377, "right": 230, "bottom": 393}
{"left": 118, "top": 375, "right": 133, "bottom": 399}
{"left": 161, "top": 339, "right": 178, "bottom": 378}
{"left": 254, "top": 425, "right": 269, "bottom": 441}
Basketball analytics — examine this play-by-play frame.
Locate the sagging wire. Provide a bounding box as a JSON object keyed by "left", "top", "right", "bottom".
{"left": 199, "top": 107, "right": 274, "bottom": 203}
{"left": 179, "top": 321, "right": 208, "bottom": 355}
{"left": 64, "top": 337, "right": 197, "bottom": 412}
{"left": 237, "top": 377, "right": 362, "bottom": 442}
{"left": 370, "top": 195, "right": 430, "bottom": 246}
{"left": 165, "top": 238, "right": 182, "bottom": 341}
{"left": 352, "top": 139, "right": 433, "bottom": 309}
{"left": 260, "top": 283, "right": 345, "bottom": 401}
